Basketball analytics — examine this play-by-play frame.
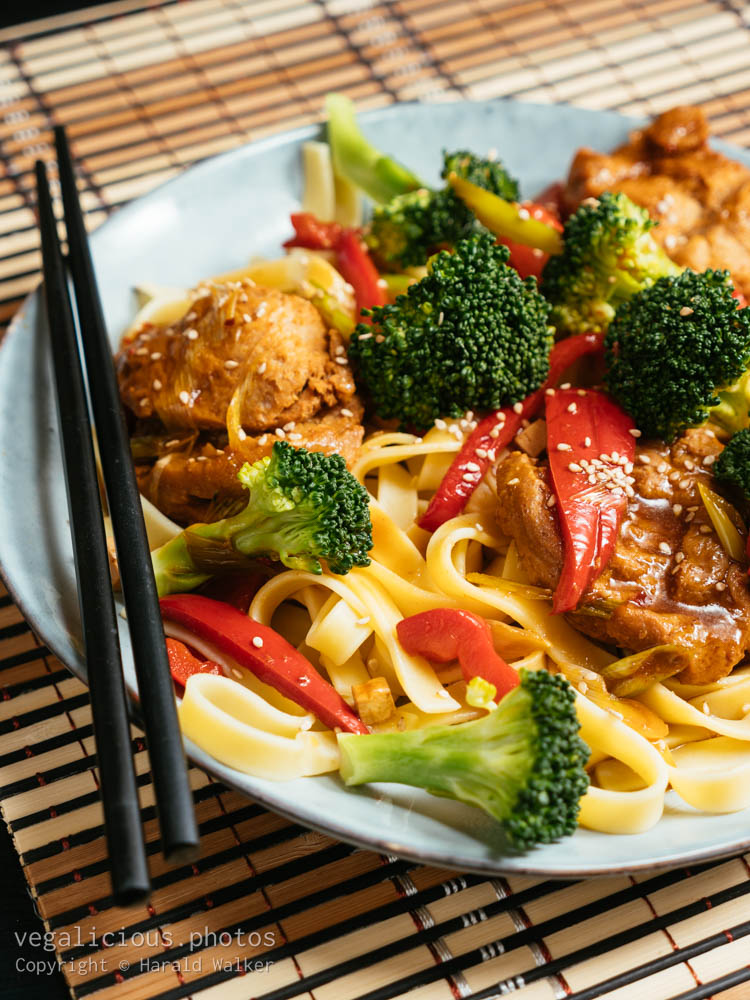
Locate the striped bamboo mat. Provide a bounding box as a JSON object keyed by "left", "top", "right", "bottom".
{"left": 3, "top": 1, "right": 750, "bottom": 998}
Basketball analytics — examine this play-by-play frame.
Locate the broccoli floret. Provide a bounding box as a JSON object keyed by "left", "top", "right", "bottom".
{"left": 715, "top": 428, "right": 750, "bottom": 496}
{"left": 348, "top": 232, "right": 552, "bottom": 431}
{"left": 337, "top": 668, "right": 589, "bottom": 849}
{"left": 542, "top": 192, "right": 682, "bottom": 334}
{"left": 605, "top": 269, "right": 750, "bottom": 441}
{"left": 152, "top": 442, "right": 373, "bottom": 596}
{"left": 367, "top": 150, "right": 520, "bottom": 270}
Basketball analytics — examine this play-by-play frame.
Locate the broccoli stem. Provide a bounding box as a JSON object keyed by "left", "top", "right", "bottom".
{"left": 326, "top": 93, "right": 423, "bottom": 203}
{"left": 339, "top": 684, "right": 535, "bottom": 821}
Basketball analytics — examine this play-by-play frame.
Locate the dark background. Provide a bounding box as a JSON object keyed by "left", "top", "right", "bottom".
{"left": 2, "top": 1, "right": 112, "bottom": 990}
{"left": 2, "top": 0, "right": 110, "bottom": 30}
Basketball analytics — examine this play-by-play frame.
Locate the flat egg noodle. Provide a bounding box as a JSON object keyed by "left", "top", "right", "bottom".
{"left": 179, "top": 673, "right": 338, "bottom": 779}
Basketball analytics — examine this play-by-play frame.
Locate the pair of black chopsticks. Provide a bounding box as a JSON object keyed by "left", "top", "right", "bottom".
{"left": 35, "top": 129, "right": 199, "bottom": 904}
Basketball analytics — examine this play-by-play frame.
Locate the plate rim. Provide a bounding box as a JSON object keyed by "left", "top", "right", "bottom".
{"left": 4, "top": 96, "right": 750, "bottom": 877}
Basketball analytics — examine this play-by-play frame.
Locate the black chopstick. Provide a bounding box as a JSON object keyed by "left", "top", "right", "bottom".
{"left": 52, "top": 127, "right": 200, "bottom": 866}
{"left": 35, "top": 160, "right": 150, "bottom": 905}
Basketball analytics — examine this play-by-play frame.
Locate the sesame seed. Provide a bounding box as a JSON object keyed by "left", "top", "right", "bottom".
{"left": 700, "top": 524, "right": 712, "bottom": 534}
{"left": 465, "top": 461, "right": 481, "bottom": 472}
{"left": 449, "top": 423, "right": 460, "bottom": 435}
{"left": 639, "top": 455, "right": 651, "bottom": 464}
{"left": 513, "top": 402, "right": 524, "bottom": 414}
{"left": 680, "top": 306, "right": 694, "bottom": 317}
{"left": 283, "top": 421, "right": 296, "bottom": 431}
{"left": 658, "top": 462, "right": 668, "bottom": 473}
{"left": 687, "top": 506, "right": 699, "bottom": 512}
{"left": 629, "top": 428, "right": 642, "bottom": 438}
{"left": 275, "top": 428, "right": 286, "bottom": 438}
{"left": 490, "top": 427, "right": 500, "bottom": 439}
{"left": 679, "top": 479, "right": 691, "bottom": 490}
{"left": 578, "top": 681, "right": 588, "bottom": 694}
{"left": 568, "top": 462, "right": 582, "bottom": 473}
{"left": 584, "top": 436, "right": 592, "bottom": 448}
{"left": 659, "top": 542, "right": 671, "bottom": 555}
{"left": 435, "top": 419, "right": 447, "bottom": 430}
{"left": 341, "top": 408, "right": 353, "bottom": 418}
{"left": 335, "top": 345, "right": 345, "bottom": 355}
{"left": 335, "top": 356, "right": 348, "bottom": 365}
{"left": 686, "top": 512, "right": 695, "bottom": 522}
{"left": 625, "top": 485, "right": 635, "bottom": 498}
{"left": 588, "top": 475, "right": 597, "bottom": 484}
{"left": 577, "top": 389, "right": 588, "bottom": 397}
{"left": 257, "top": 361, "right": 267, "bottom": 374}
{"left": 703, "top": 455, "right": 716, "bottom": 466}
{"left": 150, "top": 351, "right": 162, "bottom": 361}
{"left": 556, "top": 443, "right": 573, "bottom": 452}
{"left": 135, "top": 346, "right": 149, "bottom": 355}
{"left": 611, "top": 486, "right": 624, "bottom": 496}
{"left": 288, "top": 433, "right": 303, "bottom": 441}
{"left": 517, "top": 206, "right": 530, "bottom": 220}
{"left": 675, "top": 552, "right": 685, "bottom": 563}
{"left": 476, "top": 448, "right": 488, "bottom": 458}
{"left": 252, "top": 636, "right": 264, "bottom": 648}
{"left": 567, "top": 402, "right": 577, "bottom": 414}
{"left": 356, "top": 616, "right": 371, "bottom": 626}
{"left": 545, "top": 388, "right": 556, "bottom": 396}
{"left": 358, "top": 332, "right": 373, "bottom": 340}
{"left": 215, "top": 449, "right": 224, "bottom": 455}
{"left": 152, "top": 379, "right": 162, "bottom": 391}
{"left": 625, "top": 462, "right": 634, "bottom": 473}
{"left": 185, "top": 311, "right": 197, "bottom": 321}
{"left": 242, "top": 313, "right": 252, "bottom": 323}
{"left": 547, "top": 494, "right": 557, "bottom": 507}
{"left": 224, "top": 360, "right": 239, "bottom": 369}
{"left": 185, "top": 328, "right": 199, "bottom": 340}
{"left": 462, "top": 472, "right": 478, "bottom": 483}
{"left": 258, "top": 434, "right": 268, "bottom": 446}
{"left": 179, "top": 390, "right": 190, "bottom": 404}
{"left": 684, "top": 459, "right": 695, "bottom": 471}
{"left": 197, "top": 455, "right": 207, "bottom": 462}
{"left": 716, "top": 581, "right": 727, "bottom": 592}
{"left": 237, "top": 428, "right": 247, "bottom": 441}
{"left": 611, "top": 451, "right": 620, "bottom": 462}
{"left": 560, "top": 382, "right": 571, "bottom": 390}
{"left": 669, "top": 471, "right": 680, "bottom": 483}
{"left": 255, "top": 303, "right": 267, "bottom": 318}
{"left": 673, "top": 504, "right": 683, "bottom": 515}
{"left": 507, "top": 477, "right": 520, "bottom": 486}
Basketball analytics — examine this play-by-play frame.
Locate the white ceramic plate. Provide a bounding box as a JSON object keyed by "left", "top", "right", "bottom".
{"left": 3, "top": 99, "right": 750, "bottom": 877}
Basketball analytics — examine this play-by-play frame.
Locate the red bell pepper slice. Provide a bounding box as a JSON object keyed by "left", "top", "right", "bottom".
{"left": 283, "top": 213, "right": 344, "bottom": 250}
{"left": 335, "top": 228, "right": 387, "bottom": 321}
{"left": 419, "top": 331, "right": 605, "bottom": 532}
{"left": 283, "top": 212, "right": 386, "bottom": 322}
{"left": 160, "top": 594, "right": 368, "bottom": 734}
{"left": 396, "top": 609, "right": 519, "bottom": 697}
{"left": 497, "top": 202, "right": 563, "bottom": 280}
{"left": 545, "top": 388, "right": 636, "bottom": 613}
{"left": 166, "top": 637, "right": 222, "bottom": 689}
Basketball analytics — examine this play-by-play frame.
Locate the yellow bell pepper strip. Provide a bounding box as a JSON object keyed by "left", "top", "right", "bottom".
{"left": 448, "top": 174, "right": 564, "bottom": 255}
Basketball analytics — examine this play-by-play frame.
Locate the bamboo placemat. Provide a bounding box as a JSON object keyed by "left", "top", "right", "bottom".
{"left": 3, "top": 1, "right": 750, "bottom": 998}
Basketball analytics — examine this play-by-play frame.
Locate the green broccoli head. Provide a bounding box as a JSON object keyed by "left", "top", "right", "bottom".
{"left": 366, "top": 150, "right": 519, "bottom": 270}
{"left": 152, "top": 442, "right": 373, "bottom": 595}
{"left": 440, "top": 149, "right": 519, "bottom": 202}
{"left": 337, "top": 668, "right": 590, "bottom": 849}
{"left": 542, "top": 192, "right": 682, "bottom": 334}
{"left": 348, "top": 232, "right": 553, "bottom": 431}
{"left": 715, "top": 428, "right": 750, "bottom": 497}
{"left": 604, "top": 269, "right": 750, "bottom": 442}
